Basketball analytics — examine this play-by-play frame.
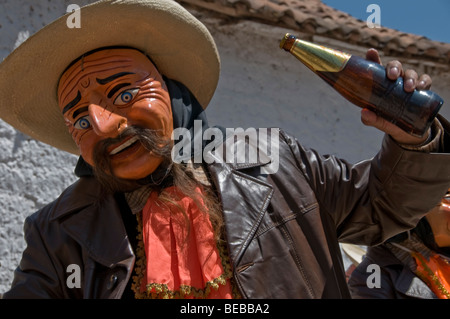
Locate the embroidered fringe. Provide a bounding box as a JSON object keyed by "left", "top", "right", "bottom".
{"left": 143, "top": 274, "right": 228, "bottom": 299}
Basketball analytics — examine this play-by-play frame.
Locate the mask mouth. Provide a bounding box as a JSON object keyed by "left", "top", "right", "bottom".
{"left": 90, "top": 126, "right": 173, "bottom": 193}
{"left": 108, "top": 135, "right": 140, "bottom": 156}
{"left": 95, "top": 126, "right": 168, "bottom": 162}
{"left": 94, "top": 125, "right": 172, "bottom": 167}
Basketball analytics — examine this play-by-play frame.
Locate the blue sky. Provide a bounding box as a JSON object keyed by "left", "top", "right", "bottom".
{"left": 322, "top": 0, "right": 450, "bottom": 44}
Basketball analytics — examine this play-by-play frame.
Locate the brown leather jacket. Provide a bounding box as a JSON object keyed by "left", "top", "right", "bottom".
{"left": 3, "top": 127, "right": 450, "bottom": 299}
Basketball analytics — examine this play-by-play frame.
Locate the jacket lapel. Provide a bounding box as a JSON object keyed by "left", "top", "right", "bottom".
{"left": 204, "top": 131, "right": 275, "bottom": 268}
{"left": 50, "top": 177, "right": 135, "bottom": 269}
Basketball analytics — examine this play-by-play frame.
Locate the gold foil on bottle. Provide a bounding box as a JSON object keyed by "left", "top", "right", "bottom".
{"left": 281, "top": 34, "right": 351, "bottom": 73}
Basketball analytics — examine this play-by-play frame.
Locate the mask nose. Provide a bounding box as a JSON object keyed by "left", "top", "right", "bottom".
{"left": 88, "top": 103, "right": 127, "bottom": 138}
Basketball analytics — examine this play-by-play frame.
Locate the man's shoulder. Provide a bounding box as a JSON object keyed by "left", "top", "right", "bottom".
{"left": 205, "top": 127, "right": 298, "bottom": 174}
{"left": 28, "top": 176, "right": 102, "bottom": 225}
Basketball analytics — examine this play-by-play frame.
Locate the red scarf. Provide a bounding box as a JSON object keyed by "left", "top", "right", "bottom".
{"left": 136, "top": 186, "right": 232, "bottom": 299}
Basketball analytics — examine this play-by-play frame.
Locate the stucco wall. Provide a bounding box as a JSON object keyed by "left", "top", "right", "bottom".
{"left": 0, "top": 1, "right": 449, "bottom": 294}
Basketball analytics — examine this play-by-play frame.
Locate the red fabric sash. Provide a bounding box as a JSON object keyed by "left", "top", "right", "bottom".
{"left": 139, "top": 186, "right": 232, "bottom": 299}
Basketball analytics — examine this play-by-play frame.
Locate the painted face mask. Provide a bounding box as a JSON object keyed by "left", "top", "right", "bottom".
{"left": 58, "top": 48, "right": 174, "bottom": 182}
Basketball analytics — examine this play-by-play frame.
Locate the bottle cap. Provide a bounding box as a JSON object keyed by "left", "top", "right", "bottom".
{"left": 280, "top": 33, "right": 296, "bottom": 51}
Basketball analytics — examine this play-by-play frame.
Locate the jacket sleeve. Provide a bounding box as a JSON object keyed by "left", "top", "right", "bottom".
{"left": 285, "top": 117, "right": 450, "bottom": 245}
{"left": 2, "top": 212, "right": 64, "bottom": 299}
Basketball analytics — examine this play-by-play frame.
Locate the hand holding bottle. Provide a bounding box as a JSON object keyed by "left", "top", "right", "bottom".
{"left": 361, "top": 48, "right": 434, "bottom": 146}
{"left": 280, "top": 34, "right": 443, "bottom": 147}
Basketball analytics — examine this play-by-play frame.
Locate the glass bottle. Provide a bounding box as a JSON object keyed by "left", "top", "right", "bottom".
{"left": 280, "top": 33, "right": 444, "bottom": 137}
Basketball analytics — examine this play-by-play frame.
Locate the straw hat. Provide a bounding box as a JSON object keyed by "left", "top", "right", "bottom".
{"left": 0, "top": 0, "right": 220, "bottom": 154}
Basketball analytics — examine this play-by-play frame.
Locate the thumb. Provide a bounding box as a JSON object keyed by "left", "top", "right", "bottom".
{"left": 360, "top": 108, "right": 385, "bottom": 129}
{"left": 365, "top": 48, "right": 382, "bottom": 65}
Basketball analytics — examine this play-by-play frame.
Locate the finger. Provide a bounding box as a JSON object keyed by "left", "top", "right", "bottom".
{"left": 365, "top": 48, "right": 382, "bottom": 64}
{"left": 385, "top": 60, "right": 403, "bottom": 80}
{"left": 417, "top": 74, "right": 432, "bottom": 90}
{"left": 360, "top": 108, "right": 429, "bottom": 145}
{"left": 360, "top": 108, "right": 389, "bottom": 132}
{"left": 361, "top": 108, "right": 402, "bottom": 136}
{"left": 360, "top": 108, "right": 377, "bottom": 126}
{"left": 403, "top": 69, "right": 419, "bottom": 92}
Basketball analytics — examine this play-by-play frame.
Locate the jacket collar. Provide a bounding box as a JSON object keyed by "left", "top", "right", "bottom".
{"left": 49, "top": 177, "right": 135, "bottom": 268}
{"left": 396, "top": 266, "right": 438, "bottom": 299}
{"left": 49, "top": 177, "right": 101, "bottom": 221}
{"left": 375, "top": 241, "right": 438, "bottom": 299}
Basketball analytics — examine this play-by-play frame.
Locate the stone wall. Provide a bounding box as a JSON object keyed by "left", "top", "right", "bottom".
{"left": 0, "top": 0, "right": 449, "bottom": 294}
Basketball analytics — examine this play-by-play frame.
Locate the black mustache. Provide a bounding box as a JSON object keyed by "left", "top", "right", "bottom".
{"left": 97, "top": 126, "right": 170, "bottom": 154}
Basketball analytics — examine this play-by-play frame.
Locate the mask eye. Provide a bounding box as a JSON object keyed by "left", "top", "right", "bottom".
{"left": 443, "top": 192, "right": 450, "bottom": 204}
{"left": 74, "top": 115, "right": 91, "bottom": 130}
{"left": 114, "top": 88, "right": 139, "bottom": 106}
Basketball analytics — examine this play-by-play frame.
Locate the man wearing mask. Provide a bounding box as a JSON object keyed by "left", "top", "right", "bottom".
{"left": 1, "top": 0, "right": 449, "bottom": 299}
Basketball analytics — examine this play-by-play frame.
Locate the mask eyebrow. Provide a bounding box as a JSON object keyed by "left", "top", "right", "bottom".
{"left": 72, "top": 106, "right": 89, "bottom": 120}
{"left": 62, "top": 90, "right": 82, "bottom": 114}
{"left": 108, "top": 82, "right": 131, "bottom": 99}
{"left": 96, "top": 72, "right": 134, "bottom": 85}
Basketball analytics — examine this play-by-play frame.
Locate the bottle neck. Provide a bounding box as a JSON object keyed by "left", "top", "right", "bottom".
{"left": 280, "top": 34, "right": 352, "bottom": 73}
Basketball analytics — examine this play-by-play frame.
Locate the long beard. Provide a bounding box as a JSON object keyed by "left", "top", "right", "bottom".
{"left": 92, "top": 126, "right": 173, "bottom": 193}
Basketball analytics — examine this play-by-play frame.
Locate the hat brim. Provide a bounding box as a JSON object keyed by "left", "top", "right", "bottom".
{"left": 0, "top": 0, "right": 220, "bottom": 154}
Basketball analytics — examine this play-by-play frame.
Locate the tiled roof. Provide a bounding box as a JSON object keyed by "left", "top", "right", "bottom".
{"left": 179, "top": 0, "right": 450, "bottom": 64}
